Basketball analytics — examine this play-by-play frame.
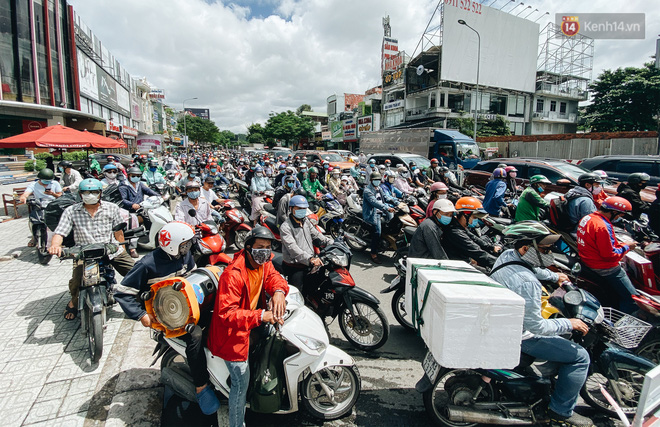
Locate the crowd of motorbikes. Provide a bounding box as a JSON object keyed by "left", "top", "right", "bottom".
{"left": 27, "top": 150, "right": 660, "bottom": 424}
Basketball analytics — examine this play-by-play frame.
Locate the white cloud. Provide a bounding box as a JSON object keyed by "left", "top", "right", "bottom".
{"left": 68, "top": 0, "right": 659, "bottom": 134}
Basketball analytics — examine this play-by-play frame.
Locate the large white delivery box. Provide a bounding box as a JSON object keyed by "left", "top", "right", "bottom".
{"left": 405, "top": 258, "right": 525, "bottom": 369}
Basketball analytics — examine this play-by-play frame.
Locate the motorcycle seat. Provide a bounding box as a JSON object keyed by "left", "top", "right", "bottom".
{"left": 489, "top": 217, "right": 512, "bottom": 226}
{"left": 263, "top": 203, "right": 276, "bottom": 215}
{"left": 271, "top": 253, "right": 285, "bottom": 274}
{"left": 265, "top": 216, "right": 279, "bottom": 232}
{"left": 403, "top": 226, "right": 417, "bottom": 238}
{"left": 348, "top": 207, "right": 362, "bottom": 215}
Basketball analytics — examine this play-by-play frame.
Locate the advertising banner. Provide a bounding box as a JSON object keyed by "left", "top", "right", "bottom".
{"left": 184, "top": 108, "right": 211, "bottom": 120}
{"left": 383, "top": 100, "right": 404, "bottom": 111}
{"left": 382, "top": 36, "right": 399, "bottom": 73}
{"left": 130, "top": 95, "right": 141, "bottom": 120}
{"left": 137, "top": 134, "right": 163, "bottom": 152}
{"left": 357, "top": 115, "right": 373, "bottom": 137}
{"left": 330, "top": 121, "right": 343, "bottom": 142}
{"left": 343, "top": 119, "right": 357, "bottom": 142}
{"left": 76, "top": 50, "right": 130, "bottom": 116}
{"left": 149, "top": 89, "right": 165, "bottom": 99}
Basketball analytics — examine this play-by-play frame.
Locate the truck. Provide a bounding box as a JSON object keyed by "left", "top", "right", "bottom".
{"left": 359, "top": 128, "right": 481, "bottom": 170}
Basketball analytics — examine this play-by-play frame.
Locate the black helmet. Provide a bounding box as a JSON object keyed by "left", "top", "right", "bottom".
{"left": 37, "top": 168, "right": 54, "bottom": 180}
{"left": 370, "top": 171, "right": 382, "bottom": 180}
{"left": 439, "top": 166, "right": 450, "bottom": 173}
{"left": 628, "top": 172, "right": 650, "bottom": 186}
{"left": 58, "top": 160, "right": 72, "bottom": 169}
{"left": 127, "top": 167, "right": 142, "bottom": 176}
{"left": 578, "top": 173, "right": 600, "bottom": 186}
{"left": 244, "top": 225, "right": 275, "bottom": 248}
{"left": 148, "top": 159, "right": 158, "bottom": 168}
{"left": 188, "top": 167, "right": 199, "bottom": 175}
{"left": 408, "top": 161, "right": 416, "bottom": 167}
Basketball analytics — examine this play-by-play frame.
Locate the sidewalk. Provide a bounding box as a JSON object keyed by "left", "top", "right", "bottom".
{"left": 0, "top": 209, "right": 162, "bottom": 426}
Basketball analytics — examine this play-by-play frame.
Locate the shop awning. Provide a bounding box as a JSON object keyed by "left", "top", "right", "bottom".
{"left": 0, "top": 124, "right": 126, "bottom": 149}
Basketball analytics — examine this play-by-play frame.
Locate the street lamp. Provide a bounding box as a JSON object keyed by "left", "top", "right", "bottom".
{"left": 516, "top": 5, "right": 532, "bottom": 16}
{"left": 458, "top": 19, "right": 480, "bottom": 141}
{"left": 534, "top": 12, "right": 550, "bottom": 23}
{"left": 183, "top": 97, "right": 198, "bottom": 156}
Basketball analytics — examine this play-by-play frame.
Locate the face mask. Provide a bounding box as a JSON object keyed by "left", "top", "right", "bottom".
{"left": 130, "top": 176, "right": 140, "bottom": 183}
{"left": 422, "top": 171, "right": 427, "bottom": 175}
{"left": 294, "top": 208, "right": 307, "bottom": 219}
{"left": 58, "top": 167, "right": 64, "bottom": 173}
{"left": 105, "top": 172, "right": 117, "bottom": 178}
{"left": 210, "top": 168, "right": 217, "bottom": 173}
{"left": 411, "top": 166, "right": 417, "bottom": 171}
{"left": 256, "top": 173, "right": 263, "bottom": 177}
{"left": 591, "top": 186, "right": 602, "bottom": 196}
{"left": 438, "top": 215, "right": 452, "bottom": 225}
{"left": 301, "top": 169, "right": 307, "bottom": 173}
{"left": 372, "top": 180, "right": 381, "bottom": 186}
{"left": 537, "top": 186, "right": 544, "bottom": 193}
{"left": 187, "top": 191, "right": 200, "bottom": 199}
{"left": 509, "top": 172, "right": 517, "bottom": 178}
{"left": 324, "top": 165, "right": 329, "bottom": 169}
{"left": 149, "top": 167, "right": 157, "bottom": 172}
{"left": 81, "top": 193, "right": 100, "bottom": 205}
{"left": 437, "top": 194, "right": 447, "bottom": 200}
{"left": 251, "top": 248, "right": 271, "bottom": 265}
{"left": 287, "top": 182, "right": 294, "bottom": 188}
{"left": 40, "top": 179, "right": 52, "bottom": 185}
{"left": 468, "top": 218, "right": 481, "bottom": 228}
{"left": 369, "top": 163, "right": 376, "bottom": 167}
{"left": 521, "top": 246, "right": 554, "bottom": 268}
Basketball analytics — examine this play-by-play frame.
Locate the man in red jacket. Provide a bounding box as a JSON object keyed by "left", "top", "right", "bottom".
{"left": 577, "top": 196, "right": 638, "bottom": 313}
{"left": 207, "top": 226, "right": 288, "bottom": 427}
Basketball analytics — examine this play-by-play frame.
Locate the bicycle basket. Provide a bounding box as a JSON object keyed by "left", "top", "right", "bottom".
{"left": 600, "top": 307, "right": 652, "bottom": 349}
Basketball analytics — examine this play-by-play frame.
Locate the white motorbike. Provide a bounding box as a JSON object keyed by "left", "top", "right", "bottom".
{"left": 132, "top": 196, "right": 174, "bottom": 250}
{"left": 153, "top": 286, "right": 361, "bottom": 420}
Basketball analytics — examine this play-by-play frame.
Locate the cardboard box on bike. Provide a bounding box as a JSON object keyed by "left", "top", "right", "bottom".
{"left": 405, "top": 258, "right": 525, "bottom": 369}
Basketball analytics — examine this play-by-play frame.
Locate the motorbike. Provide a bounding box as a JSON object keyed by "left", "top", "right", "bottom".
{"left": 133, "top": 196, "right": 174, "bottom": 250}
{"left": 417, "top": 283, "right": 656, "bottom": 425}
{"left": 187, "top": 209, "right": 232, "bottom": 267}
{"left": 404, "top": 195, "right": 427, "bottom": 225}
{"left": 273, "top": 233, "right": 390, "bottom": 351}
{"left": 341, "top": 201, "right": 418, "bottom": 253}
{"left": 316, "top": 193, "right": 345, "bottom": 237}
{"left": 258, "top": 204, "right": 282, "bottom": 252}
{"left": 27, "top": 198, "right": 52, "bottom": 265}
{"left": 60, "top": 225, "right": 145, "bottom": 363}
{"left": 381, "top": 256, "right": 415, "bottom": 331}
{"left": 215, "top": 199, "right": 251, "bottom": 250}
{"left": 151, "top": 280, "right": 361, "bottom": 420}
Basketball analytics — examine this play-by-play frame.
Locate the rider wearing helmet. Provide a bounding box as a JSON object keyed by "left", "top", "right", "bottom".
{"left": 437, "top": 166, "right": 460, "bottom": 190}
{"left": 58, "top": 160, "right": 83, "bottom": 193}
{"left": 20, "top": 167, "right": 62, "bottom": 206}
{"left": 564, "top": 173, "right": 602, "bottom": 232}
{"left": 591, "top": 170, "right": 609, "bottom": 207}
{"left": 176, "top": 181, "right": 212, "bottom": 225}
{"left": 515, "top": 175, "right": 551, "bottom": 222}
{"left": 302, "top": 166, "right": 327, "bottom": 205}
{"left": 142, "top": 159, "right": 165, "bottom": 186}
{"left": 50, "top": 178, "right": 135, "bottom": 321}
{"left": 207, "top": 225, "right": 288, "bottom": 427}
{"left": 119, "top": 166, "right": 159, "bottom": 213}
{"left": 577, "top": 196, "right": 638, "bottom": 314}
{"left": 504, "top": 166, "right": 520, "bottom": 196}
{"left": 483, "top": 167, "right": 508, "bottom": 216}
{"left": 87, "top": 153, "right": 102, "bottom": 175}
{"left": 280, "top": 195, "right": 333, "bottom": 293}
{"left": 491, "top": 222, "right": 591, "bottom": 427}
{"left": 249, "top": 166, "right": 274, "bottom": 223}
{"left": 617, "top": 172, "right": 651, "bottom": 220}
{"left": 409, "top": 199, "right": 453, "bottom": 260}
{"left": 100, "top": 163, "right": 123, "bottom": 187}
{"left": 380, "top": 170, "right": 403, "bottom": 205}
{"left": 426, "top": 182, "right": 449, "bottom": 218}
{"left": 363, "top": 172, "right": 396, "bottom": 264}
{"left": 442, "top": 197, "right": 498, "bottom": 269}
{"left": 114, "top": 221, "right": 219, "bottom": 414}
{"left": 393, "top": 165, "right": 414, "bottom": 195}
{"left": 428, "top": 158, "right": 442, "bottom": 182}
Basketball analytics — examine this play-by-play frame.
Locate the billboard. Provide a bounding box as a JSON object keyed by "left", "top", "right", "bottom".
{"left": 441, "top": 1, "right": 539, "bottom": 93}
{"left": 330, "top": 121, "right": 343, "bottom": 142}
{"left": 137, "top": 134, "right": 163, "bottom": 152}
{"left": 77, "top": 50, "right": 130, "bottom": 116}
{"left": 357, "top": 115, "right": 373, "bottom": 137}
{"left": 343, "top": 119, "right": 357, "bottom": 142}
{"left": 382, "top": 36, "right": 399, "bottom": 73}
{"left": 185, "top": 108, "right": 211, "bottom": 120}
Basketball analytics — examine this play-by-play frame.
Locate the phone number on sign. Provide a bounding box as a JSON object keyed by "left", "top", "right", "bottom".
{"left": 445, "top": 0, "right": 482, "bottom": 15}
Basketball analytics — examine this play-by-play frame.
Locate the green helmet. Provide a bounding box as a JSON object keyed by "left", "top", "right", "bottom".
{"left": 308, "top": 166, "right": 318, "bottom": 174}
{"left": 79, "top": 178, "right": 103, "bottom": 192}
{"left": 502, "top": 221, "right": 553, "bottom": 242}
{"left": 37, "top": 168, "right": 54, "bottom": 180}
{"left": 529, "top": 175, "right": 551, "bottom": 185}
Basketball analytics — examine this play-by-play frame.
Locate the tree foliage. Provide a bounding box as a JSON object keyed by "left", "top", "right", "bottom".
{"left": 176, "top": 115, "right": 220, "bottom": 144}
{"left": 296, "top": 104, "right": 312, "bottom": 116}
{"left": 214, "top": 130, "right": 236, "bottom": 147}
{"left": 264, "top": 110, "right": 314, "bottom": 146}
{"left": 449, "top": 115, "right": 512, "bottom": 138}
{"left": 584, "top": 63, "right": 660, "bottom": 132}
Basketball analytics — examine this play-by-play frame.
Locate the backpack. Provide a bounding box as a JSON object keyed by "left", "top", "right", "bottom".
{"left": 548, "top": 195, "right": 573, "bottom": 232}
{"left": 44, "top": 193, "right": 80, "bottom": 247}
{"left": 271, "top": 186, "right": 288, "bottom": 209}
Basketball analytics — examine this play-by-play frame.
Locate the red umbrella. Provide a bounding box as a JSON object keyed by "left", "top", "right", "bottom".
{"left": 80, "top": 130, "right": 127, "bottom": 149}
{"left": 0, "top": 124, "right": 126, "bottom": 149}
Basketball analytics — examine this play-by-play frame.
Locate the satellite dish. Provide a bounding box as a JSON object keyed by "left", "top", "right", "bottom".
{"left": 416, "top": 65, "right": 425, "bottom": 76}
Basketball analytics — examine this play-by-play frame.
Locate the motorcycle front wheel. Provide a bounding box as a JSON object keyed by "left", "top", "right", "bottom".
{"left": 635, "top": 333, "right": 660, "bottom": 365}
{"left": 35, "top": 227, "right": 52, "bottom": 265}
{"left": 423, "top": 369, "right": 494, "bottom": 427}
{"left": 391, "top": 288, "right": 414, "bottom": 331}
{"left": 86, "top": 308, "right": 104, "bottom": 363}
{"left": 341, "top": 219, "right": 368, "bottom": 252}
{"left": 301, "top": 365, "right": 361, "bottom": 420}
{"left": 338, "top": 301, "right": 389, "bottom": 351}
{"left": 581, "top": 365, "right": 646, "bottom": 416}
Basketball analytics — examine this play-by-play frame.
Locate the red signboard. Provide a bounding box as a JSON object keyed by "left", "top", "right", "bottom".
{"left": 22, "top": 120, "right": 47, "bottom": 133}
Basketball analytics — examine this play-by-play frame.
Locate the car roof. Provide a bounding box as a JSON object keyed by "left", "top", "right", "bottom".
{"left": 581, "top": 155, "right": 660, "bottom": 161}
{"left": 478, "top": 157, "right": 570, "bottom": 166}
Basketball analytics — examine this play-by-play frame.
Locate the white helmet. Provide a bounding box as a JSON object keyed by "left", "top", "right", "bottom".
{"left": 433, "top": 199, "right": 456, "bottom": 213}
{"left": 158, "top": 221, "right": 195, "bottom": 257}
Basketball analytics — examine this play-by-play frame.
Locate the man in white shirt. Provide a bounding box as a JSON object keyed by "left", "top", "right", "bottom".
{"left": 175, "top": 181, "right": 212, "bottom": 225}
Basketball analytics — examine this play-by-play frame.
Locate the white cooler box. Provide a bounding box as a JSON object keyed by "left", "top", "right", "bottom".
{"left": 405, "top": 258, "right": 525, "bottom": 369}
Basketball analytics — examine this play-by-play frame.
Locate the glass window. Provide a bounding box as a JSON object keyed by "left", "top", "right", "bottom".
{"left": 16, "top": 0, "right": 35, "bottom": 103}
{"left": 527, "top": 166, "right": 563, "bottom": 183}
{"left": 429, "top": 92, "right": 436, "bottom": 108}
{"left": 0, "top": 0, "right": 17, "bottom": 100}
{"left": 550, "top": 100, "right": 557, "bottom": 112}
{"left": 489, "top": 95, "right": 506, "bottom": 115}
{"left": 47, "top": 0, "right": 61, "bottom": 105}
{"left": 448, "top": 93, "right": 464, "bottom": 112}
{"left": 616, "top": 161, "right": 654, "bottom": 175}
{"left": 34, "top": 0, "right": 50, "bottom": 105}
{"left": 536, "top": 98, "right": 544, "bottom": 113}
{"left": 560, "top": 102, "right": 567, "bottom": 114}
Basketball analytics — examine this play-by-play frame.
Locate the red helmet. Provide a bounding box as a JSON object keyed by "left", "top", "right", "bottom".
{"left": 430, "top": 158, "right": 439, "bottom": 164}
{"left": 504, "top": 166, "right": 518, "bottom": 173}
{"left": 430, "top": 182, "right": 449, "bottom": 192}
{"left": 601, "top": 196, "right": 632, "bottom": 213}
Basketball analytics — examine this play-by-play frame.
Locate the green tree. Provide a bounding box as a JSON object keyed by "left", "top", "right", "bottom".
{"left": 176, "top": 115, "right": 220, "bottom": 144}
{"left": 584, "top": 63, "right": 660, "bottom": 132}
{"left": 264, "top": 110, "right": 314, "bottom": 147}
{"left": 247, "top": 123, "right": 266, "bottom": 145}
{"left": 296, "top": 104, "right": 312, "bottom": 116}
{"left": 448, "top": 115, "right": 511, "bottom": 138}
{"left": 215, "top": 130, "right": 236, "bottom": 147}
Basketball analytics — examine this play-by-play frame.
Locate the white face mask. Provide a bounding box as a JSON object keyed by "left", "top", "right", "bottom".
{"left": 437, "top": 194, "right": 448, "bottom": 200}
{"left": 591, "top": 185, "right": 602, "bottom": 196}
{"left": 81, "top": 193, "right": 100, "bottom": 205}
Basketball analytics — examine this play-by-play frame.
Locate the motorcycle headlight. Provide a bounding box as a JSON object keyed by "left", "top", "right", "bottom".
{"left": 295, "top": 334, "right": 326, "bottom": 352}
{"left": 83, "top": 262, "right": 100, "bottom": 285}
{"left": 327, "top": 252, "right": 349, "bottom": 267}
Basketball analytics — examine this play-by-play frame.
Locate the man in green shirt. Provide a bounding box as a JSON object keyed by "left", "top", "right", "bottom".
{"left": 302, "top": 166, "right": 327, "bottom": 203}
{"left": 515, "top": 175, "right": 551, "bottom": 222}
{"left": 88, "top": 154, "right": 102, "bottom": 175}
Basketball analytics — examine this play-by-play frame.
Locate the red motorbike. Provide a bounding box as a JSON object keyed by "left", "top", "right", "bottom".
{"left": 187, "top": 209, "right": 232, "bottom": 267}
{"left": 216, "top": 199, "right": 252, "bottom": 250}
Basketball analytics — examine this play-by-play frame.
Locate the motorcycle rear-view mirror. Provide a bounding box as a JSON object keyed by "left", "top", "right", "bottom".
{"left": 188, "top": 209, "right": 197, "bottom": 217}
{"left": 113, "top": 222, "right": 127, "bottom": 232}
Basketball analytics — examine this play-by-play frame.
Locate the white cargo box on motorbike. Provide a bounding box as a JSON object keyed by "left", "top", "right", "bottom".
{"left": 405, "top": 258, "right": 525, "bottom": 369}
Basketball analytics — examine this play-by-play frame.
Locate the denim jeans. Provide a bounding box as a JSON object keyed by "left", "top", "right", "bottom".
{"left": 598, "top": 265, "right": 638, "bottom": 314}
{"left": 521, "top": 336, "right": 590, "bottom": 417}
{"left": 225, "top": 360, "right": 250, "bottom": 427}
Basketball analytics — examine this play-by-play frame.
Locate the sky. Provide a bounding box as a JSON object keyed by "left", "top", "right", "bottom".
{"left": 68, "top": 0, "right": 659, "bottom": 134}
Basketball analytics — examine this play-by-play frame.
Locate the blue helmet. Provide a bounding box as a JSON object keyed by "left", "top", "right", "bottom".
{"left": 288, "top": 195, "right": 309, "bottom": 208}
{"left": 255, "top": 166, "right": 264, "bottom": 173}
{"left": 103, "top": 163, "right": 118, "bottom": 171}
{"left": 79, "top": 178, "right": 103, "bottom": 192}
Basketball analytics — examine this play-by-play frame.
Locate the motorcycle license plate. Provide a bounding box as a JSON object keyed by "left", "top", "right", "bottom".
{"left": 422, "top": 351, "right": 441, "bottom": 382}
{"left": 481, "top": 226, "right": 489, "bottom": 234}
